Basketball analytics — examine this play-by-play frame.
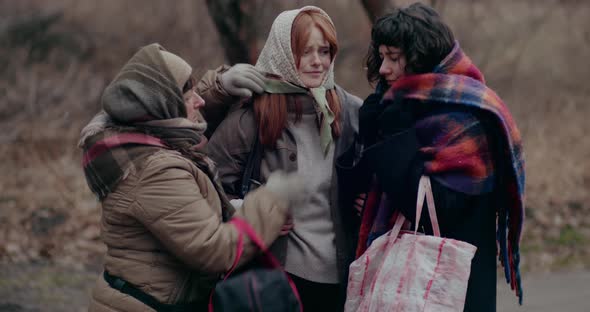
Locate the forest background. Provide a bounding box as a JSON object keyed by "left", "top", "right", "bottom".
{"left": 0, "top": 0, "right": 589, "bottom": 310}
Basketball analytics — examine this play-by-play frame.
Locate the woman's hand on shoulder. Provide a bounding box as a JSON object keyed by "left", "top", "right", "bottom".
{"left": 220, "top": 64, "right": 267, "bottom": 98}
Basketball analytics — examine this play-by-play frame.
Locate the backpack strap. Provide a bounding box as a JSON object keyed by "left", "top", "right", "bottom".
{"left": 240, "top": 127, "right": 263, "bottom": 198}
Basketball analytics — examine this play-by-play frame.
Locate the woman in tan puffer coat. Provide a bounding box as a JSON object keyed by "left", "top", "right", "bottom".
{"left": 80, "top": 43, "right": 305, "bottom": 311}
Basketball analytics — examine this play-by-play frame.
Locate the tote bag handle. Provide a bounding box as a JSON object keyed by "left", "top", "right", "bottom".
{"left": 413, "top": 175, "right": 441, "bottom": 236}
{"left": 389, "top": 175, "right": 441, "bottom": 239}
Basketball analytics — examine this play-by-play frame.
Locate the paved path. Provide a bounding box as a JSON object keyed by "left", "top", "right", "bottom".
{"left": 497, "top": 270, "right": 590, "bottom": 312}
{"left": 1, "top": 261, "right": 588, "bottom": 311}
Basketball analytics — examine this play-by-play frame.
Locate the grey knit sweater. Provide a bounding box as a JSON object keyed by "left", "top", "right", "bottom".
{"left": 284, "top": 113, "right": 338, "bottom": 284}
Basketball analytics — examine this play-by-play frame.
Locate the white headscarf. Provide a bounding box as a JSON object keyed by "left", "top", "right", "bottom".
{"left": 255, "top": 6, "right": 336, "bottom": 90}
{"left": 255, "top": 6, "right": 337, "bottom": 155}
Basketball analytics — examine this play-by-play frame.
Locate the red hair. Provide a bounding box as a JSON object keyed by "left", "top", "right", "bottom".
{"left": 291, "top": 10, "right": 339, "bottom": 68}
{"left": 254, "top": 10, "right": 341, "bottom": 147}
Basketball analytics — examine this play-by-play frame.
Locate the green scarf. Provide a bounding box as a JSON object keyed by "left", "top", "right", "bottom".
{"left": 263, "top": 79, "right": 335, "bottom": 156}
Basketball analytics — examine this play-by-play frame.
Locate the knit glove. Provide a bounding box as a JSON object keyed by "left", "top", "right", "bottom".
{"left": 264, "top": 170, "right": 310, "bottom": 211}
{"left": 219, "top": 64, "right": 266, "bottom": 98}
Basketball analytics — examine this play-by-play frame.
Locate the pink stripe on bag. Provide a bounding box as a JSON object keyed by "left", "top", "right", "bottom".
{"left": 424, "top": 238, "right": 447, "bottom": 300}
{"left": 360, "top": 255, "right": 370, "bottom": 296}
{"left": 394, "top": 235, "right": 417, "bottom": 305}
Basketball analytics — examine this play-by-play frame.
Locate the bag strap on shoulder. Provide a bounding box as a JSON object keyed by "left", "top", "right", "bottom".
{"left": 240, "top": 127, "right": 263, "bottom": 198}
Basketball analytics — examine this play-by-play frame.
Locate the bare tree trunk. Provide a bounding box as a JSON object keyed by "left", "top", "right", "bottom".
{"left": 361, "top": 0, "right": 396, "bottom": 23}
{"left": 205, "top": 0, "right": 259, "bottom": 64}
{"left": 429, "top": 0, "right": 447, "bottom": 15}
{"left": 361, "top": 0, "right": 446, "bottom": 24}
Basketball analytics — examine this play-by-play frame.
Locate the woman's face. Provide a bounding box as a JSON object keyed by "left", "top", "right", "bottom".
{"left": 183, "top": 88, "right": 205, "bottom": 123}
{"left": 297, "top": 25, "right": 332, "bottom": 88}
{"left": 378, "top": 45, "right": 407, "bottom": 85}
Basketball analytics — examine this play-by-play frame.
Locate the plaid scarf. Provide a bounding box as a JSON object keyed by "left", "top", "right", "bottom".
{"left": 79, "top": 44, "right": 234, "bottom": 220}
{"left": 359, "top": 42, "right": 525, "bottom": 303}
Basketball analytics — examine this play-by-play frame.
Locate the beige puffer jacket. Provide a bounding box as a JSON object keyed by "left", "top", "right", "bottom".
{"left": 88, "top": 148, "right": 288, "bottom": 311}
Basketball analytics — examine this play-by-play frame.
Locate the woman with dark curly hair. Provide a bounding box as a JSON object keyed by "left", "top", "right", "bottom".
{"left": 339, "top": 3, "right": 525, "bottom": 311}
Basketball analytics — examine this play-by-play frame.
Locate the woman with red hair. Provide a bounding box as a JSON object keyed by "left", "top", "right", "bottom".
{"left": 200, "top": 6, "right": 362, "bottom": 311}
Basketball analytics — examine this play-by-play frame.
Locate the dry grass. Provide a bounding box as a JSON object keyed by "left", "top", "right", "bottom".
{"left": 1, "top": 0, "right": 589, "bottom": 272}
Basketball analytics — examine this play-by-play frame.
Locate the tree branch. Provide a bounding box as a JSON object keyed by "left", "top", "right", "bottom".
{"left": 361, "top": 0, "right": 397, "bottom": 23}
{"left": 205, "top": 0, "right": 259, "bottom": 64}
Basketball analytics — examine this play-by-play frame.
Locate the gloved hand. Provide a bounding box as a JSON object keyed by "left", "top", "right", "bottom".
{"left": 219, "top": 64, "right": 266, "bottom": 98}
{"left": 264, "top": 170, "right": 310, "bottom": 210}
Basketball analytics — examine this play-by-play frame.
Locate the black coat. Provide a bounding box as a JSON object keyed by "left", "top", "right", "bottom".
{"left": 337, "top": 100, "right": 500, "bottom": 312}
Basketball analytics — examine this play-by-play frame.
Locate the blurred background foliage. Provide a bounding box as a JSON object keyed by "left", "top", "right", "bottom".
{"left": 0, "top": 0, "right": 589, "bottom": 274}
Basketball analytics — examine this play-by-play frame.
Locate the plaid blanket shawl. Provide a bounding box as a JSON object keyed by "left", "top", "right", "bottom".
{"left": 360, "top": 42, "right": 525, "bottom": 303}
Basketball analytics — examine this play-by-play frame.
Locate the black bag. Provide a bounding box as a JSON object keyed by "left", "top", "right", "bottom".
{"left": 209, "top": 218, "right": 302, "bottom": 312}
{"left": 239, "top": 129, "right": 263, "bottom": 198}
{"left": 212, "top": 268, "right": 300, "bottom": 312}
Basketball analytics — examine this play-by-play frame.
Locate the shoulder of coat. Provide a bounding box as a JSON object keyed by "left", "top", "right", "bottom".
{"left": 213, "top": 106, "right": 258, "bottom": 143}
{"left": 335, "top": 85, "right": 362, "bottom": 109}
{"left": 140, "top": 149, "right": 197, "bottom": 175}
